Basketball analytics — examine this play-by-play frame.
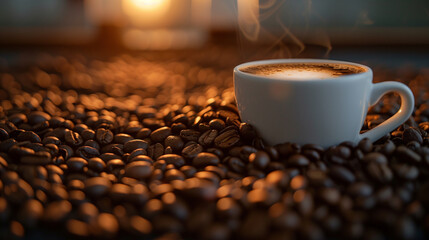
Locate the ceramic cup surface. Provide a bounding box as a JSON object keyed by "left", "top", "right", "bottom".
{"left": 234, "top": 59, "right": 415, "bottom": 148}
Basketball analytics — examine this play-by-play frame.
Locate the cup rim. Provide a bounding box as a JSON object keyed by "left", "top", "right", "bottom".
{"left": 234, "top": 59, "right": 372, "bottom": 83}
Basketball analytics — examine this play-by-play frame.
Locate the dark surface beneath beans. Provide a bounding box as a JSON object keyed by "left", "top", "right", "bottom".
{"left": 1, "top": 50, "right": 429, "bottom": 240}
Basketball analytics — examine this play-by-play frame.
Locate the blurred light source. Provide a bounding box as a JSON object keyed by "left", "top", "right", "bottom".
{"left": 123, "top": 0, "right": 171, "bottom": 25}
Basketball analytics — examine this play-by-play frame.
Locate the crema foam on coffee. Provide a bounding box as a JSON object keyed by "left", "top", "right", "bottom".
{"left": 239, "top": 63, "right": 366, "bottom": 80}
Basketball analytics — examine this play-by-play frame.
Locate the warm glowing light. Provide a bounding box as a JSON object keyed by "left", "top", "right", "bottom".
{"left": 131, "top": 0, "right": 168, "bottom": 11}
{"left": 123, "top": 0, "right": 171, "bottom": 25}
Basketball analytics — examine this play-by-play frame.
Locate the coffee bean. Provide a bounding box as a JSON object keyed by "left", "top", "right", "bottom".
{"left": 43, "top": 200, "right": 71, "bottom": 222}
{"left": 0, "top": 139, "right": 17, "bottom": 153}
{"left": 79, "top": 129, "right": 94, "bottom": 141}
{"left": 84, "top": 177, "right": 112, "bottom": 197}
{"left": 16, "top": 131, "right": 41, "bottom": 143}
{"left": 395, "top": 145, "right": 422, "bottom": 163}
{"left": 165, "top": 169, "right": 186, "bottom": 181}
{"left": 124, "top": 161, "right": 153, "bottom": 179}
{"left": 64, "top": 130, "right": 83, "bottom": 147}
{"left": 276, "top": 143, "right": 300, "bottom": 157}
{"left": 88, "top": 157, "right": 106, "bottom": 172}
{"left": 239, "top": 123, "right": 257, "bottom": 141}
{"left": 403, "top": 127, "right": 423, "bottom": 144}
{"left": 84, "top": 140, "right": 100, "bottom": 150}
{"left": 180, "top": 166, "right": 196, "bottom": 178}
{"left": 182, "top": 142, "right": 203, "bottom": 159}
{"left": 28, "top": 111, "right": 51, "bottom": 125}
{"left": 67, "top": 157, "right": 88, "bottom": 172}
{"left": 214, "top": 129, "right": 240, "bottom": 148}
{"left": 392, "top": 163, "right": 419, "bottom": 180}
{"left": 164, "top": 135, "right": 184, "bottom": 152}
{"left": 193, "top": 152, "right": 220, "bottom": 168}
{"left": 127, "top": 148, "right": 147, "bottom": 162}
{"left": 95, "top": 128, "right": 114, "bottom": 145}
{"left": 366, "top": 162, "right": 393, "bottom": 183}
{"left": 148, "top": 143, "right": 164, "bottom": 160}
{"left": 198, "top": 129, "right": 218, "bottom": 147}
{"left": 157, "top": 154, "right": 185, "bottom": 168}
{"left": 209, "top": 119, "right": 225, "bottom": 130}
{"left": 124, "top": 139, "right": 149, "bottom": 153}
{"left": 180, "top": 129, "right": 201, "bottom": 142}
{"left": 249, "top": 151, "right": 270, "bottom": 169}
{"left": 287, "top": 154, "right": 310, "bottom": 167}
{"left": 150, "top": 126, "right": 171, "bottom": 143}
{"left": 348, "top": 182, "right": 373, "bottom": 197}
{"left": 329, "top": 166, "right": 355, "bottom": 184}
{"left": 20, "top": 151, "right": 52, "bottom": 165}
{"left": 358, "top": 138, "right": 373, "bottom": 153}
{"left": 17, "top": 199, "right": 43, "bottom": 227}
{"left": 0, "top": 128, "right": 9, "bottom": 140}
{"left": 224, "top": 156, "right": 245, "bottom": 174}
{"left": 92, "top": 213, "right": 119, "bottom": 237}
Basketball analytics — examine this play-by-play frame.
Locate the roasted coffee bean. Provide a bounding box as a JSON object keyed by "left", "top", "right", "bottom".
{"left": 43, "top": 200, "right": 71, "bottom": 222}
{"left": 226, "top": 157, "right": 246, "bottom": 173}
{"left": 180, "top": 129, "right": 201, "bottom": 142}
{"left": 150, "top": 127, "right": 171, "bottom": 143}
{"left": 16, "top": 131, "right": 41, "bottom": 143}
{"left": 209, "top": 119, "right": 226, "bottom": 130}
{"left": 329, "top": 165, "right": 355, "bottom": 184}
{"left": 239, "top": 123, "right": 257, "bottom": 141}
{"left": 157, "top": 154, "right": 185, "bottom": 168}
{"left": 84, "top": 177, "right": 112, "bottom": 197}
{"left": 358, "top": 138, "right": 373, "bottom": 153}
{"left": 180, "top": 165, "right": 197, "bottom": 178}
{"left": 124, "top": 139, "right": 149, "bottom": 153}
{"left": 164, "top": 135, "right": 184, "bottom": 152}
{"left": 147, "top": 143, "right": 164, "bottom": 160}
{"left": 88, "top": 157, "right": 106, "bottom": 172}
{"left": 348, "top": 182, "right": 373, "bottom": 197}
{"left": 67, "top": 157, "right": 88, "bottom": 172}
{"left": 42, "top": 136, "right": 60, "bottom": 147}
{"left": 182, "top": 142, "right": 203, "bottom": 159}
{"left": 75, "top": 146, "right": 99, "bottom": 160}
{"left": 136, "top": 128, "right": 151, "bottom": 139}
{"left": 249, "top": 151, "right": 270, "bottom": 169}
{"left": 276, "top": 143, "right": 301, "bottom": 157}
{"left": 28, "top": 111, "right": 51, "bottom": 125}
{"left": 124, "top": 161, "right": 153, "bottom": 179}
{"left": 127, "top": 148, "right": 147, "bottom": 162}
{"left": 81, "top": 129, "right": 95, "bottom": 141}
{"left": 0, "top": 128, "right": 9, "bottom": 140}
{"left": 198, "top": 129, "right": 218, "bottom": 147}
{"left": 193, "top": 152, "right": 220, "bottom": 168}
{"left": 403, "top": 127, "right": 423, "bottom": 144}
{"left": 0, "top": 138, "right": 17, "bottom": 152}
{"left": 214, "top": 129, "right": 240, "bottom": 148}
{"left": 362, "top": 152, "right": 388, "bottom": 164}
{"left": 395, "top": 145, "right": 421, "bottom": 163}
{"left": 84, "top": 140, "right": 100, "bottom": 150}
{"left": 95, "top": 128, "right": 114, "bottom": 145}
{"left": 20, "top": 151, "right": 52, "bottom": 165}
{"left": 366, "top": 162, "right": 393, "bottom": 183}
{"left": 165, "top": 169, "right": 186, "bottom": 181}
{"left": 64, "top": 130, "right": 83, "bottom": 147}
{"left": 287, "top": 154, "right": 310, "bottom": 167}
{"left": 393, "top": 163, "right": 419, "bottom": 180}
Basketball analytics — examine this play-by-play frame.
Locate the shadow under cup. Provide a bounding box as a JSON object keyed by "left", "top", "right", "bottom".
{"left": 233, "top": 59, "right": 414, "bottom": 148}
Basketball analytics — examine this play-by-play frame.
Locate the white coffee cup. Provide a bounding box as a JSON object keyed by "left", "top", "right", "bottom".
{"left": 233, "top": 59, "right": 415, "bottom": 148}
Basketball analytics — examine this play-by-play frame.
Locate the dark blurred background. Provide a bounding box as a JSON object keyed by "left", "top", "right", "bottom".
{"left": 0, "top": 0, "right": 428, "bottom": 73}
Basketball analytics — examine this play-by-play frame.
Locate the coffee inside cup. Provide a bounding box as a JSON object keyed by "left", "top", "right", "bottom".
{"left": 239, "top": 62, "right": 366, "bottom": 80}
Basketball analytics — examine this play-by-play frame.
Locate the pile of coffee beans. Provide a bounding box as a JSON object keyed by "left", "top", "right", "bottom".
{"left": 1, "top": 52, "right": 429, "bottom": 240}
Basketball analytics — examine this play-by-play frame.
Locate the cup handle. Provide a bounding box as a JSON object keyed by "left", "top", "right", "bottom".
{"left": 358, "top": 81, "right": 414, "bottom": 143}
